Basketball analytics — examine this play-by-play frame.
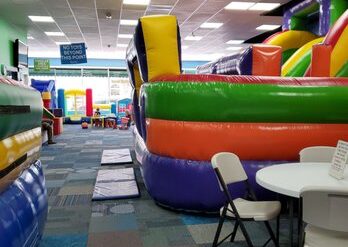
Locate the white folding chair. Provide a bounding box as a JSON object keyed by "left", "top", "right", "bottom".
{"left": 211, "top": 152, "right": 281, "bottom": 247}
{"left": 300, "top": 186, "right": 348, "bottom": 247}
{"left": 299, "top": 146, "right": 336, "bottom": 163}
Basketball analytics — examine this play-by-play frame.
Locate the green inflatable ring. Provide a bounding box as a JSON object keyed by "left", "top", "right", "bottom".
{"left": 144, "top": 82, "right": 348, "bottom": 123}
{"left": 0, "top": 83, "right": 43, "bottom": 141}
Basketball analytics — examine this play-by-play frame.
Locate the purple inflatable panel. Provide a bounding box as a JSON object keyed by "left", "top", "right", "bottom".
{"left": 142, "top": 150, "right": 290, "bottom": 212}
{"left": 131, "top": 89, "right": 142, "bottom": 137}
{"left": 283, "top": 0, "right": 330, "bottom": 36}
{"left": 237, "top": 47, "right": 252, "bottom": 75}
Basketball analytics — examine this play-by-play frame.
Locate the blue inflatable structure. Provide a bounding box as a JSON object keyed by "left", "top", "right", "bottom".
{"left": 31, "top": 79, "right": 57, "bottom": 108}
{"left": 0, "top": 161, "right": 47, "bottom": 247}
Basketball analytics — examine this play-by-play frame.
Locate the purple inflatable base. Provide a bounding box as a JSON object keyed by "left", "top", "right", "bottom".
{"left": 133, "top": 130, "right": 292, "bottom": 212}
{"left": 142, "top": 151, "right": 291, "bottom": 212}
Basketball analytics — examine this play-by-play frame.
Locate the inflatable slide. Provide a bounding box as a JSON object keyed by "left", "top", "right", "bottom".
{"left": 197, "top": 0, "right": 348, "bottom": 77}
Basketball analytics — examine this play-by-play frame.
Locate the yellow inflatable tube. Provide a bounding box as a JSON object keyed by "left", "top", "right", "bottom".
{"left": 330, "top": 26, "right": 348, "bottom": 76}
{"left": 93, "top": 104, "right": 111, "bottom": 110}
{"left": 134, "top": 65, "right": 142, "bottom": 98}
{"left": 282, "top": 37, "right": 324, "bottom": 76}
{"left": 266, "top": 30, "right": 318, "bottom": 50}
{"left": 65, "top": 89, "right": 86, "bottom": 96}
{"left": 0, "top": 127, "right": 41, "bottom": 171}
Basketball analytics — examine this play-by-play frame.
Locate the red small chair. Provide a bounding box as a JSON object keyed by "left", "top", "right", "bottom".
{"left": 119, "top": 117, "right": 130, "bottom": 130}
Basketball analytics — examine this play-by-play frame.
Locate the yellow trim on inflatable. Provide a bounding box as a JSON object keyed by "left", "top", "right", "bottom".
{"left": 267, "top": 30, "right": 318, "bottom": 51}
{"left": 93, "top": 104, "right": 111, "bottom": 110}
{"left": 140, "top": 15, "right": 181, "bottom": 82}
{"left": 0, "top": 128, "right": 41, "bottom": 171}
{"left": 65, "top": 89, "right": 86, "bottom": 96}
{"left": 282, "top": 37, "right": 324, "bottom": 76}
{"left": 134, "top": 65, "right": 142, "bottom": 98}
{"left": 330, "top": 26, "right": 348, "bottom": 76}
{"left": 42, "top": 91, "right": 51, "bottom": 100}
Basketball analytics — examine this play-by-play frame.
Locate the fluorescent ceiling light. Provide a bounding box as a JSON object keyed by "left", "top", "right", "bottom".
{"left": 256, "top": 24, "right": 280, "bottom": 30}
{"left": 185, "top": 35, "right": 202, "bottom": 41}
{"left": 226, "top": 46, "right": 243, "bottom": 51}
{"left": 117, "top": 44, "right": 128, "bottom": 48}
{"left": 27, "top": 36, "right": 34, "bottom": 40}
{"left": 200, "top": 22, "right": 223, "bottom": 29}
{"left": 123, "top": 0, "right": 150, "bottom": 5}
{"left": 225, "top": 1, "right": 255, "bottom": 10}
{"left": 147, "top": 5, "right": 173, "bottom": 12}
{"left": 118, "top": 34, "right": 133, "bottom": 38}
{"left": 28, "top": 16, "right": 54, "bottom": 22}
{"left": 182, "top": 45, "right": 188, "bottom": 50}
{"left": 249, "top": 3, "right": 280, "bottom": 11}
{"left": 120, "top": 19, "right": 138, "bottom": 26}
{"left": 56, "top": 42, "right": 70, "bottom": 45}
{"left": 45, "top": 32, "right": 65, "bottom": 36}
{"left": 226, "top": 39, "right": 244, "bottom": 44}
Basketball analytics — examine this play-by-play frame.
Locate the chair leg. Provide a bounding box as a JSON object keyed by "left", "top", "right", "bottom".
{"left": 276, "top": 215, "right": 280, "bottom": 244}
{"left": 212, "top": 205, "right": 227, "bottom": 247}
{"left": 299, "top": 222, "right": 306, "bottom": 247}
{"left": 264, "top": 221, "right": 279, "bottom": 247}
{"left": 237, "top": 219, "right": 254, "bottom": 247}
{"left": 230, "top": 221, "right": 239, "bottom": 242}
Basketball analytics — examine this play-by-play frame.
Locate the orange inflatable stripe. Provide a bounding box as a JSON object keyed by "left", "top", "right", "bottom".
{"left": 146, "top": 119, "right": 348, "bottom": 161}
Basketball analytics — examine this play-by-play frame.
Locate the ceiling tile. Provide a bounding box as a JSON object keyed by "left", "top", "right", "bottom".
{"left": 80, "top": 26, "right": 99, "bottom": 34}
{"left": 95, "top": 0, "right": 122, "bottom": 10}
{"left": 76, "top": 18, "right": 98, "bottom": 27}
{"left": 72, "top": 8, "right": 97, "bottom": 19}
{"left": 68, "top": 0, "right": 95, "bottom": 9}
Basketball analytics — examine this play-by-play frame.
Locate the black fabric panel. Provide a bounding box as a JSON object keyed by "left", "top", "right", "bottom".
{"left": 177, "top": 24, "right": 183, "bottom": 73}
{"left": 0, "top": 105, "right": 30, "bottom": 114}
{"left": 244, "top": 27, "right": 282, "bottom": 44}
{"left": 0, "top": 154, "right": 27, "bottom": 179}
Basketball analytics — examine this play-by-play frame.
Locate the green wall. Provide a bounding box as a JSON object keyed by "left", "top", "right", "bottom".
{"left": 0, "top": 18, "right": 27, "bottom": 67}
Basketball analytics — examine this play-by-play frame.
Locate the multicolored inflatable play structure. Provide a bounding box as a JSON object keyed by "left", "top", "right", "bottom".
{"left": 197, "top": 0, "right": 348, "bottom": 78}
{"left": 57, "top": 88, "right": 93, "bottom": 123}
{"left": 31, "top": 79, "right": 57, "bottom": 109}
{"left": 116, "top": 98, "right": 132, "bottom": 117}
{"left": 126, "top": 9, "right": 348, "bottom": 212}
{"left": 0, "top": 76, "right": 48, "bottom": 245}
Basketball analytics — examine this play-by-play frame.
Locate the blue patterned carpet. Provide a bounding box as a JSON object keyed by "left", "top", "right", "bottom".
{"left": 39, "top": 125, "right": 295, "bottom": 247}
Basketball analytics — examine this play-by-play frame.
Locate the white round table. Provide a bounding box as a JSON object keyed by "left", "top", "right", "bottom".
{"left": 256, "top": 162, "right": 348, "bottom": 198}
{"left": 256, "top": 162, "right": 348, "bottom": 246}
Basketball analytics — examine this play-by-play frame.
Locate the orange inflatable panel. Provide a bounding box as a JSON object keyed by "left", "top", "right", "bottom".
{"left": 146, "top": 119, "right": 348, "bottom": 161}
{"left": 252, "top": 45, "right": 282, "bottom": 76}
{"left": 311, "top": 44, "right": 332, "bottom": 77}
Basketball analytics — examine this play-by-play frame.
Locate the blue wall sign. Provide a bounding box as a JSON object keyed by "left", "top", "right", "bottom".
{"left": 60, "top": 43, "right": 87, "bottom": 64}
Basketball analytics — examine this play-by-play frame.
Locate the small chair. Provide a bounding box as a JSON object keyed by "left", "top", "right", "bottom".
{"left": 300, "top": 187, "right": 348, "bottom": 247}
{"left": 211, "top": 152, "right": 281, "bottom": 247}
{"left": 119, "top": 117, "right": 130, "bottom": 130}
{"left": 299, "top": 146, "right": 336, "bottom": 163}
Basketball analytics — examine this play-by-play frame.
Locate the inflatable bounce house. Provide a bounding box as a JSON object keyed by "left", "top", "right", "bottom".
{"left": 31, "top": 79, "right": 57, "bottom": 109}
{"left": 116, "top": 98, "right": 132, "bottom": 117}
{"left": 197, "top": 0, "right": 348, "bottom": 78}
{"left": 93, "top": 104, "right": 112, "bottom": 116}
{"left": 58, "top": 88, "right": 93, "bottom": 123}
{"left": 126, "top": 11, "right": 348, "bottom": 212}
{"left": 0, "top": 76, "right": 48, "bottom": 245}
{"left": 31, "top": 80, "right": 64, "bottom": 137}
